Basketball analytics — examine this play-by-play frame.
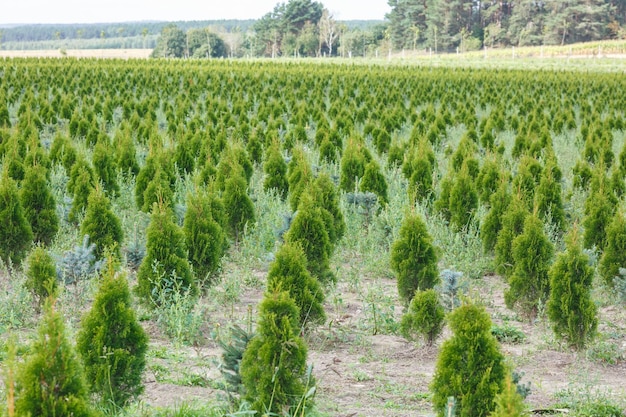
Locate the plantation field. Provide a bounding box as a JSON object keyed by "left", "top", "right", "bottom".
{"left": 0, "top": 58, "right": 625, "bottom": 416}
{"left": 0, "top": 49, "right": 153, "bottom": 59}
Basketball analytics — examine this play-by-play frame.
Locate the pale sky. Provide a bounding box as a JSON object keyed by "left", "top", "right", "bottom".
{"left": 2, "top": 0, "right": 390, "bottom": 24}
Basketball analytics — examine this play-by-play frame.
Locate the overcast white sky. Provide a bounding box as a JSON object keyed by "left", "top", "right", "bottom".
{"left": 2, "top": 0, "right": 390, "bottom": 24}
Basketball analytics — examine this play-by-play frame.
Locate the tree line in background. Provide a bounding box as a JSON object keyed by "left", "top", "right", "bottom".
{"left": 2, "top": 0, "right": 626, "bottom": 55}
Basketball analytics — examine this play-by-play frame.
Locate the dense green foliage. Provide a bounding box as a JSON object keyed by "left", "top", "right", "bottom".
{"left": 15, "top": 300, "right": 95, "bottom": 417}
{"left": 391, "top": 212, "right": 439, "bottom": 304}
{"left": 0, "top": 171, "right": 33, "bottom": 265}
{"left": 80, "top": 187, "right": 124, "bottom": 260}
{"left": 24, "top": 246, "right": 58, "bottom": 307}
{"left": 547, "top": 230, "right": 598, "bottom": 350}
{"left": 19, "top": 164, "right": 59, "bottom": 245}
{"left": 598, "top": 211, "right": 626, "bottom": 288}
{"left": 431, "top": 303, "right": 506, "bottom": 417}
{"left": 400, "top": 289, "right": 445, "bottom": 345}
{"left": 240, "top": 291, "right": 312, "bottom": 415}
{"left": 77, "top": 260, "right": 148, "bottom": 407}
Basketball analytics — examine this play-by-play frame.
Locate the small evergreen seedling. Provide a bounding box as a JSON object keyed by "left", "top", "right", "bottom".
{"left": 436, "top": 269, "right": 466, "bottom": 312}
{"left": 401, "top": 289, "right": 445, "bottom": 346}
{"left": 360, "top": 159, "right": 388, "bottom": 206}
{"left": 77, "top": 258, "right": 148, "bottom": 407}
{"left": 240, "top": 291, "right": 312, "bottom": 415}
{"left": 547, "top": 228, "right": 598, "bottom": 350}
{"left": 218, "top": 324, "right": 255, "bottom": 400}
{"left": 490, "top": 374, "right": 527, "bottom": 417}
{"left": 0, "top": 171, "right": 33, "bottom": 265}
{"left": 80, "top": 186, "right": 124, "bottom": 260}
{"left": 136, "top": 202, "right": 196, "bottom": 306}
{"left": 19, "top": 164, "right": 59, "bottom": 245}
{"left": 431, "top": 303, "right": 506, "bottom": 417}
{"left": 15, "top": 298, "right": 95, "bottom": 417}
{"left": 390, "top": 212, "right": 439, "bottom": 305}
{"left": 24, "top": 246, "right": 58, "bottom": 308}
{"left": 505, "top": 214, "right": 554, "bottom": 321}
{"left": 598, "top": 211, "right": 626, "bottom": 288}
{"left": 267, "top": 242, "right": 326, "bottom": 327}
{"left": 57, "top": 235, "right": 103, "bottom": 285}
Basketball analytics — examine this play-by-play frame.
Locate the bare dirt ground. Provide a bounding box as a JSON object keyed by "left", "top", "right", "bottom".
{"left": 138, "top": 268, "right": 626, "bottom": 416}
{"left": 0, "top": 49, "right": 152, "bottom": 59}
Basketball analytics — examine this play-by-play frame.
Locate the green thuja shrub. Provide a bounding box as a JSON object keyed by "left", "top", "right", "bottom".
{"left": 141, "top": 167, "right": 175, "bottom": 213}
{"left": 360, "top": 159, "right": 388, "bottom": 206}
{"left": 535, "top": 162, "right": 565, "bottom": 232}
{"left": 287, "top": 146, "right": 313, "bottom": 212}
{"left": 93, "top": 139, "right": 119, "bottom": 196}
{"left": 240, "top": 291, "right": 313, "bottom": 415}
{"left": 77, "top": 258, "right": 148, "bottom": 408}
{"left": 80, "top": 186, "right": 123, "bottom": 260}
{"left": 15, "top": 298, "right": 95, "bottom": 417}
{"left": 505, "top": 214, "right": 554, "bottom": 321}
{"left": 68, "top": 160, "right": 95, "bottom": 223}
{"left": 431, "top": 303, "right": 506, "bottom": 417}
{"left": 547, "top": 228, "right": 598, "bottom": 350}
{"left": 267, "top": 241, "right": 326, "bottom": 327}
{"left": 481, "top": 183, "right": 512, "bottom": 253}
{"left": 24, "top": 246, "right": 58, "bottom": 308}
{"left": 400, "top": 289, "right": 445, "bottom": 346}
{"left": 285, "top": 190, "right": 334, "bottom": 285}
{"left": 449, "top": 163, "right": 479, "bottom": 231}
{"left": 19, "top": 164, "right": 58, "bottom": 245}
{"left": 115, "top": 131, "right": 139, "bottom": 177}
{"left": 408, "top": 156, "right": 434, "bottom": 203}
{"left": 434, "top": 175, "right": 453, "bottom": 222}
{"left": 489, "top": 374, "right": 527, "bottom": 417}
{"left": 339, "top": 137, "right": 367, "bottom": 192}
{"left": 390, "top": 212, "right": 439, "bottom": 305}
{"left": 598, "top": 211, "right": 626, "bottom": 288}
{"left": 223, "top": 170, "right": 255, "bottom": 243}
{"left": 494, "top": 195, "right": 529, "bottom": 278}
{"left": 136, "top": 202, "right": 197, "bottom": 307}
{"left": 583, "top": 190, "right": 615, "bottom": 251}
{"left": 263, "top": 138, "right": 288, "bottom": 200}
{"left": 311, "top": 173, "right": 345, "bottom": 247}
{"left": 183, "top": 189, "right": 227, "bottom": 284}
{"left": 0, "top": 171, "right": 33, "bottom": 265}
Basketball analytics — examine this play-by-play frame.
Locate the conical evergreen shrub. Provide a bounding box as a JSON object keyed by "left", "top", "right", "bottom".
{"left": 141, "top": 166, "right": 175, "bottom": 213}
{"left": 360, "top": 159, "right": 388, "bottom": 206}
{"left": 582, "top": 189, "right": 615, "bottom": 250}
{"left": 311, "top": 173, "right": 345, "bottom": 247}
{"left": 136, "top": 202, "right": 196, "bottom": 306}
{"left": 490, "top": 374, "right": 527, "bottom": 417}
{"left": 15, "top": 298, "right": 95, "bottom": 417}
{"left": 287, "top": 146, "right": 313, "bottom": 212}
{"left": 267, "top": 242, "right": 326, "bottom": 327}
{"left": 19, "top": 164, "right": 58, "bottom": 245}
{"left": 183, "top": 189, "right": 227, "bottom": 284}
{"left": 24, "top": 246, "right": 57, "bottom": 308}
{"left": 93, "top": 139, "right": 119, "bottom": 197}
{"left": 547, "top": 228, "right": 597, "bottom": 350}
{"left": 68, "top": 159, "right": 95, "bottom": 223}
{"left": 339, "top": 138, "right": 367, "bottom": 192}
{"left": 240, "top": 291, "right": 312, "bottom": 415}
{"left": 0, "top": 171, "right": 33, "bottom": 265}
{"left": 598, "top": 211, "right": 626, "bottom": 288}
{"left": 505, "top": 214, "right": 554, "bottom": 321}
{"left": 534, "top": 162, "right": 565, "bottom": 232}
{"left": 400, "top": 289, "right": 445, "bottom": 346}
{"left": 481, "top": 183, "right": 511, "bottom": 253}
{"left": 431, "top": 303, "right": 506, "bottom": 417}
{"left": 494, "top": 195, "right": 529, "bottom": 278}
{"left": 77, "top": 258, "right": 148, "bottom": 407}
{"left": 390, "top": 212, "right": 439, "bottom": 305}
{"left": 80, "top": 186, "right": 123, "bottom": 260}
{"left": 263, "top": 138, "right": 288, "bottom": 200}
{"left": 223, "top": 170, "right": 255, "bottom": 243}
{"left": 285, "top": 191, "right": 334, "bottom": 285}
{"left": 449, "top": 163, "right": 479, "bottom": 231}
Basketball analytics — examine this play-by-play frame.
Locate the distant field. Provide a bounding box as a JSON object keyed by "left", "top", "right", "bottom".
{"left": 0, "top": 48, "right": 152, "bottom": 59}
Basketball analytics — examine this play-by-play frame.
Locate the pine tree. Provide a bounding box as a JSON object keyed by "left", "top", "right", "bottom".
{"left": 19, "top": 164, "right": 59, "bottom": 245}
{"left": 183, "top": 189, "right": 227, "bottom": 284}
{"left": 431, "top": 303, "right": 506, "bottom": 417}
{"left": 240, "top": 291, "right": 311, "bottom": 415}
{"left": 547, "top": 228, "right": 598, "bottom": 350}
{"left": 598, "top": 211, "right": 626, "bottom": 288}
{"left": 77, "top": 258, "right": 148, "bottom": 407}
{"left": 505, "top": 214, "right": 554, "bottom": 321}
{"left": 263, "top": 138, "right": 289, "bottom": 200}
{"left": 267, "top": 242, "right": 326, "bottom": 327}
{"left": 136, "top": 202, "right": 197, "bottom": 306}
{"left": 15, "top": 299, "right": 95, "bottom": 417}
{"left": 24, "top": 246, "right": 58, "bottom": 308}
{"left": 0, "top": 171, "right": 33, "bottom": 265}
{"left": 400, "top": 289, "right": 445, "bottom": 346}
{"left": 490, "top": 374, "right": 527, "bottom": 417}
{"left": 223, "top": 170, "right": 255, "bottom": 243}
{"left": 390, "top": 212, "right": 439, "bottom": 305}
{"left": 360, "top": 159, "right": 388, "bottom": 206}
{"left": 80, "top": 186, "right": 124, "bottom": 260}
